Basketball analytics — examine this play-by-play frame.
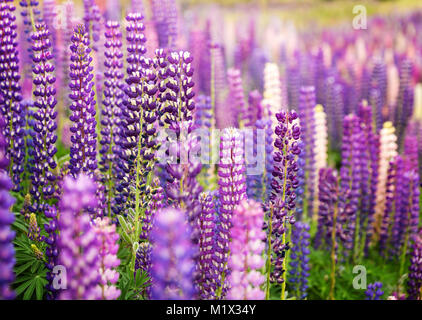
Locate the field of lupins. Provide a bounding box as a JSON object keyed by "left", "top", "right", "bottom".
{"left": 0, "top": 0, "right": 422, "bottom": 301}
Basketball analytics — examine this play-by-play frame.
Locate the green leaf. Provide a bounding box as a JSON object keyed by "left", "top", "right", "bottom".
{"left": 15, "top": 279, "right": 33, "bottom": 296}
{"left": 23, "top": 279, "right": 37, "bottom": 300}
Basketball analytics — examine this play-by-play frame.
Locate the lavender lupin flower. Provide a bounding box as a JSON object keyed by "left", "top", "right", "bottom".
{"left": 30, "top": 23, "right": 58, "bottom": 208}
{"left": 0, "top": 0, "right": 25, "bottom": 191}
{"left": 58, "top": 174, "right": 101, "bottom": 300}
{"left": 150, "top": 208, "right": 196, "bottom": 300}
{"left": 196, "top": 193, "right": 217, "bottom": 299}
{"left": 227, "top": 199, "right": 266, "bottom": 300}
{"left": 338, "top": 114, "right": 363, "bottom": 259}
{"left": 68, "top": 24, "right": 98, "bottom": 177}
{"left": 365, "top": 282, "right": 384, "bottom": 300}
{"left": 298, "top": 86, "right": 316, "bottom": 220}
{"left": 288, "top": 222, "right": 310, "bottom": 300}
{"left": 99, "top": 20, "right": 124, "bottom": 216}
{"left": 0, "top": 115, "right": 16, "bottom": 300}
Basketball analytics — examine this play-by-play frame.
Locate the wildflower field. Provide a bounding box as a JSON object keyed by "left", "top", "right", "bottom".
{"left": 1, "top": 0, "right": 422, "bottom": 301}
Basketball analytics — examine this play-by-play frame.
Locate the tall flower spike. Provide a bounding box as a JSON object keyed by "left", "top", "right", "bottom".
{"left": 356, "top": 101, "right": 380, "bottom": 255}
{"left": 227, "top": 68, "right": 246, "bottom": 128}
{"left": 0, "top": 115, "right": 16, "bottom": 300}
{"left": 373, "top": 122, "right": 397, "bottom": 240}
{"left": 30, "top": 23, "right": 58, "bottom": 209}
{"left": 298, "top": 86, "right": 316, "bottom": 220}
{"left": 19, "top": 0, "right": 41, "bottom": 97}
{"left": 92, "top": 217, "right": 121, "bottom": 300}
{"left": 267, "top": 110, "right": 301, "bottom": 299}
{"left": 288, "top": 222, "right": 310, "bottom": 300}
{"left": 99, "top": 20, "right": 124, "bottom": 217}
{"left": 313, "top": 105, "right": 328, "bottom": 219}
{"left": 216, "top": 127, "right": 247, "bottom": 298}
{"left": 196, "top": 193, "right": 217, "bottom": 300}
{"left": 263, "top": 62, "right": 283, "bottom": 117}
{"left": 150, "top": 208, "right": 196, "bottom": 300}
{"left": 338, "top": 114, "right": 364, "bottom": 259}
{"left": 58, "top": 174, "right": 101, "bottom": 300}
{"left": 0, "top": 0, "right": 25, "bottom": 191}
{"left": 68, "top": 24, "right": 98, "bottom": 177}
{"left": 114, "top": 13, "right": 149, "bottom": 215}
{"left": 227, "top": 199, "right": 266, "bottom": 300}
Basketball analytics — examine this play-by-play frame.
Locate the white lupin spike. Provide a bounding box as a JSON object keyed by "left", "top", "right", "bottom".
{"left": 373, "top": 121, "right": 398, "bottom": 238}
{"left": 313, "top": 104, "right": 328, "bottom": 220}
{"left": 263, "top": 62, "right": 283, "bottom": 117}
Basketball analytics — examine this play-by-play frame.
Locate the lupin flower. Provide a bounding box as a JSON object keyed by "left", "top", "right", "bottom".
{"left": 227, "top": 199, "right": 266, "bottom": 300}
{"left": 338, "top": 114, "right": 364, "bottom": 258}
{"left": 263, "top": 62, "right": 283, "bottom": 118}
{"left": 365, "top": 282, "right": 384, "bottom": 300}
{"left": 0, "top": 115, "right": 16, "bottom": 300}
{"left": 373, "top": 122, "right": 397, "bottom": 239}
{"left": 298, "top": 86, "right": 316, "bottom": 219}
{"left": 370, "top": 60, "right": 387, "bottom": 131}
{"left": 357, "top": 101, "right": 379, "bottom": 254}
{"left": 196, "top": 193, "right": 217, "bottom": 299}
{"left": 215, "top": 127, "right": 247, "bottom": 298}
{"left": 44, "top": 204, "right": 59, "bottom": 299}
{"left": 151, "top": 0, "right": 178, "bottom": 49}
{"left": 58, "top": 174, "right": 101, "bottom": 300}
{"left": 324, "top": 77, "right": 344, "bottom": 150}
{"left": 227, "top": 68, "right": 246, "bottom": 128}
{"left": 163, "top": 51, "right": 202, "bottom": 231}
{"left": 407, "top": 232, "right": 422, "bottom": 300}
{"left": 19, "top": 0, "right": 41, "bottom": 97}
{"left": 134, "top": 242, "right": 152, "bottom": 298}
{"left": 150, "top": 208, "right": 196, "bottom": 300}
{"left": 28, "top": 213, "right": 42, "bottom": 242}
{"left": 42, "top": 0, "right": 58, "bottom": 72}
{"left": 288, "top": 222, "right": 310, "bottom": 300}
{"left": 99, "top": 20, "right": 125, "bottom": 216}
{"left": 394, "top": 60, "right": 413, "bottom": 147}
{"left": 114, "top": 12, "right": 148, "bottom": 215}
{"left": 254, "top": 115, "right": 273, "bottom": 201}
{"left": 30, "top": 23, "right": 58, "bottom": 208}
{"left": 92, "top": 217, "right": 121, "bottom": 300}
{"left": 68, "top": 24, "right": 98, "bottom": 177}
{"left": 0, "top": 0, "right": 25, "bottom": 191}
{"left": 31, "top": 244, "right": 44, "bottom": 260}
{"left": 267, "top": 110, "right": 300, "bottom": 299}
{"left": 313, "top": 105, "right": 328, "bottom": 217}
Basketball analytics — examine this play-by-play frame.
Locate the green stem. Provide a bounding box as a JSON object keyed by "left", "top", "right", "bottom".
{"left": 265, "top": 205, "right": 274, "bottom": 300}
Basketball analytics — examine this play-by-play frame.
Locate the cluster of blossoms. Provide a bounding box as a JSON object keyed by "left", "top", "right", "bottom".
{"left": 267, "top": 110, "right": 300, "bottom": 294}
{"left": 30, "top": 23, "right": 58, "bottom": 208}
{"left": 365, "top": 282, "right": 384, "bottom": 300}
{"left": 68, "top": 25, "right": 98, "bottom": 177}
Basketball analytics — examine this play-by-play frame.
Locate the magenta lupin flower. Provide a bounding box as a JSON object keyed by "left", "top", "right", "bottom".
{"left": 57, "top": 174, "right": 101, "bottom": 300}
{"left": 92, "top": 217, "right": 121, "bottom": 300}
{"left": 227, "top": 199, "right": 266, "bottom": 300}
